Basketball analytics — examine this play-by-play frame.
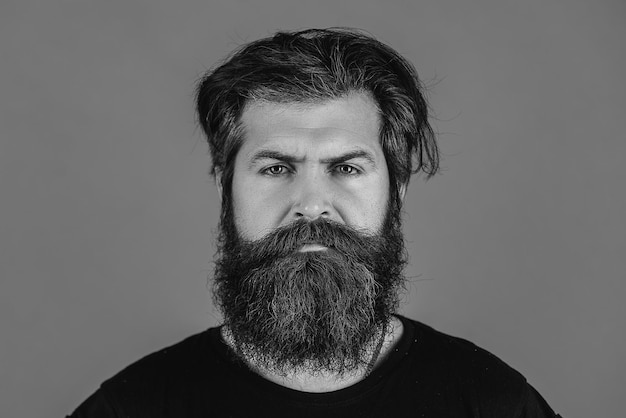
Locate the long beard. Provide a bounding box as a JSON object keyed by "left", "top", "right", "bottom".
{"left": 213, "top": 210, "right": 406, "bottom": 376}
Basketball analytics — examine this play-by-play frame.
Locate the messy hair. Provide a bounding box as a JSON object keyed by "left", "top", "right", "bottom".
{"left": 196, "top": 28, "right": 439, "bottom": 211}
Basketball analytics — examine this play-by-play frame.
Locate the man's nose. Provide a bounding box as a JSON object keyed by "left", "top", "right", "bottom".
{"left": 291, "top": 174, "right": 333, "bottom": 221}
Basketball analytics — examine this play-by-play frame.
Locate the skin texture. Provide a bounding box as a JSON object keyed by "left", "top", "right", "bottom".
{"left": 230, "top": 92, "right": 391, "bottom": 242}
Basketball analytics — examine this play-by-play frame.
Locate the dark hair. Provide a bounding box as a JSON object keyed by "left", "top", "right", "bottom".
{"left": 196, "top": 28, "right": 439, "bottom": 212}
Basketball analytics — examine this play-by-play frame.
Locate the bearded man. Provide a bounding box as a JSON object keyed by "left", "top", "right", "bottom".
{"left": 69, "top": 28, "right": 561, "bottom": 417}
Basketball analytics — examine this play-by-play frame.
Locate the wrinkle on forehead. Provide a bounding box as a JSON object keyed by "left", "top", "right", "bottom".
{"left": 241, "top": 92, "right": 381, "bottom": 132}
{"left": 240, "top": 93, "right": 381, "bottom": 147}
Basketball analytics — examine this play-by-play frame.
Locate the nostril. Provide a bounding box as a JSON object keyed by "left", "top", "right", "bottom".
{"left": 292, "top": 197, "right": 331, "bottom": 220}
{"left": 294, "top": 210, "right": 329, "bottom": 221}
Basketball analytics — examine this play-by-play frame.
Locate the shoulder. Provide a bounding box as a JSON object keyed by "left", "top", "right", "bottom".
{"left": 106, "top": 328, "right": 217, "bottom": 384}
{"left": 397, "top": 316, "right": 540, "bottom": 416}
{"left": 402, "top": 315, "right": 524, "bottom": 380}
{"left": 87, "top": 327, "right": 230, "bottom": 417}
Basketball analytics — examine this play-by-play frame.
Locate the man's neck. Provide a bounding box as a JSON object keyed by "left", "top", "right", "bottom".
{"left": 221, "top": 316, "right": 404, "bottom": 393}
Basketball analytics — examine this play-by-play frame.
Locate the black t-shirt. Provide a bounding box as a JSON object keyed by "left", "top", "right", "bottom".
{"left": 69, "top": 315, "right": 560, "bottom": 417}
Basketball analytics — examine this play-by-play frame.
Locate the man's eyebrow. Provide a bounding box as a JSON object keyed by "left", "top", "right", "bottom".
{"left": 249, "top": 150, "right": 303, "bottom": 166}
{"left": 320, "top": 150, "right": 377, "bottom": 167}
{"left": 248, "top": 149, "right": 377, "bottom": 167}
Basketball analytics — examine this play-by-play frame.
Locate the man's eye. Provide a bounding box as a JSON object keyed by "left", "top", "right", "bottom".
{"left": 334, "top": 165, "right": 359, "bottom": 175}
{"left": 262, "top": 165, "right": 289, "bottom": 175}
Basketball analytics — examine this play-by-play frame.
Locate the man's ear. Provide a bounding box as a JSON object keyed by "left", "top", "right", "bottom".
{"left": 215, "top": 171, "right": 223, "bottom": 202}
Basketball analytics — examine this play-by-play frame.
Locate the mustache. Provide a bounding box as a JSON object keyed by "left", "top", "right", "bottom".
{"left": 228, "top": 219, "right": 384, "bottom": 264}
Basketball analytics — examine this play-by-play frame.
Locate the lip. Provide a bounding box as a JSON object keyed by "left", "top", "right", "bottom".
{"left": 298, "top": 243, "right": 328, "bottom": 252}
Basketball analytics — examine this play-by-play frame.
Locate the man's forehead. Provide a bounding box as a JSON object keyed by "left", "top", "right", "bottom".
{"left": 237, "top": 93, "right": 383, "bottom": 158}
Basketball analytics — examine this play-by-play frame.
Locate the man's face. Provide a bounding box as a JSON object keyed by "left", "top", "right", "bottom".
{"left": 213, "top": 92, "right": 405, "bottom": 375}
{"left": 230, "top": 92, "right": 390, "bottom": 242}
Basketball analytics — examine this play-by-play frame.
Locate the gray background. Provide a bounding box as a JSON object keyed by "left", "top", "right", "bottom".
{"left": 2, "top": 1, "right": 625, "bottom": 417}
